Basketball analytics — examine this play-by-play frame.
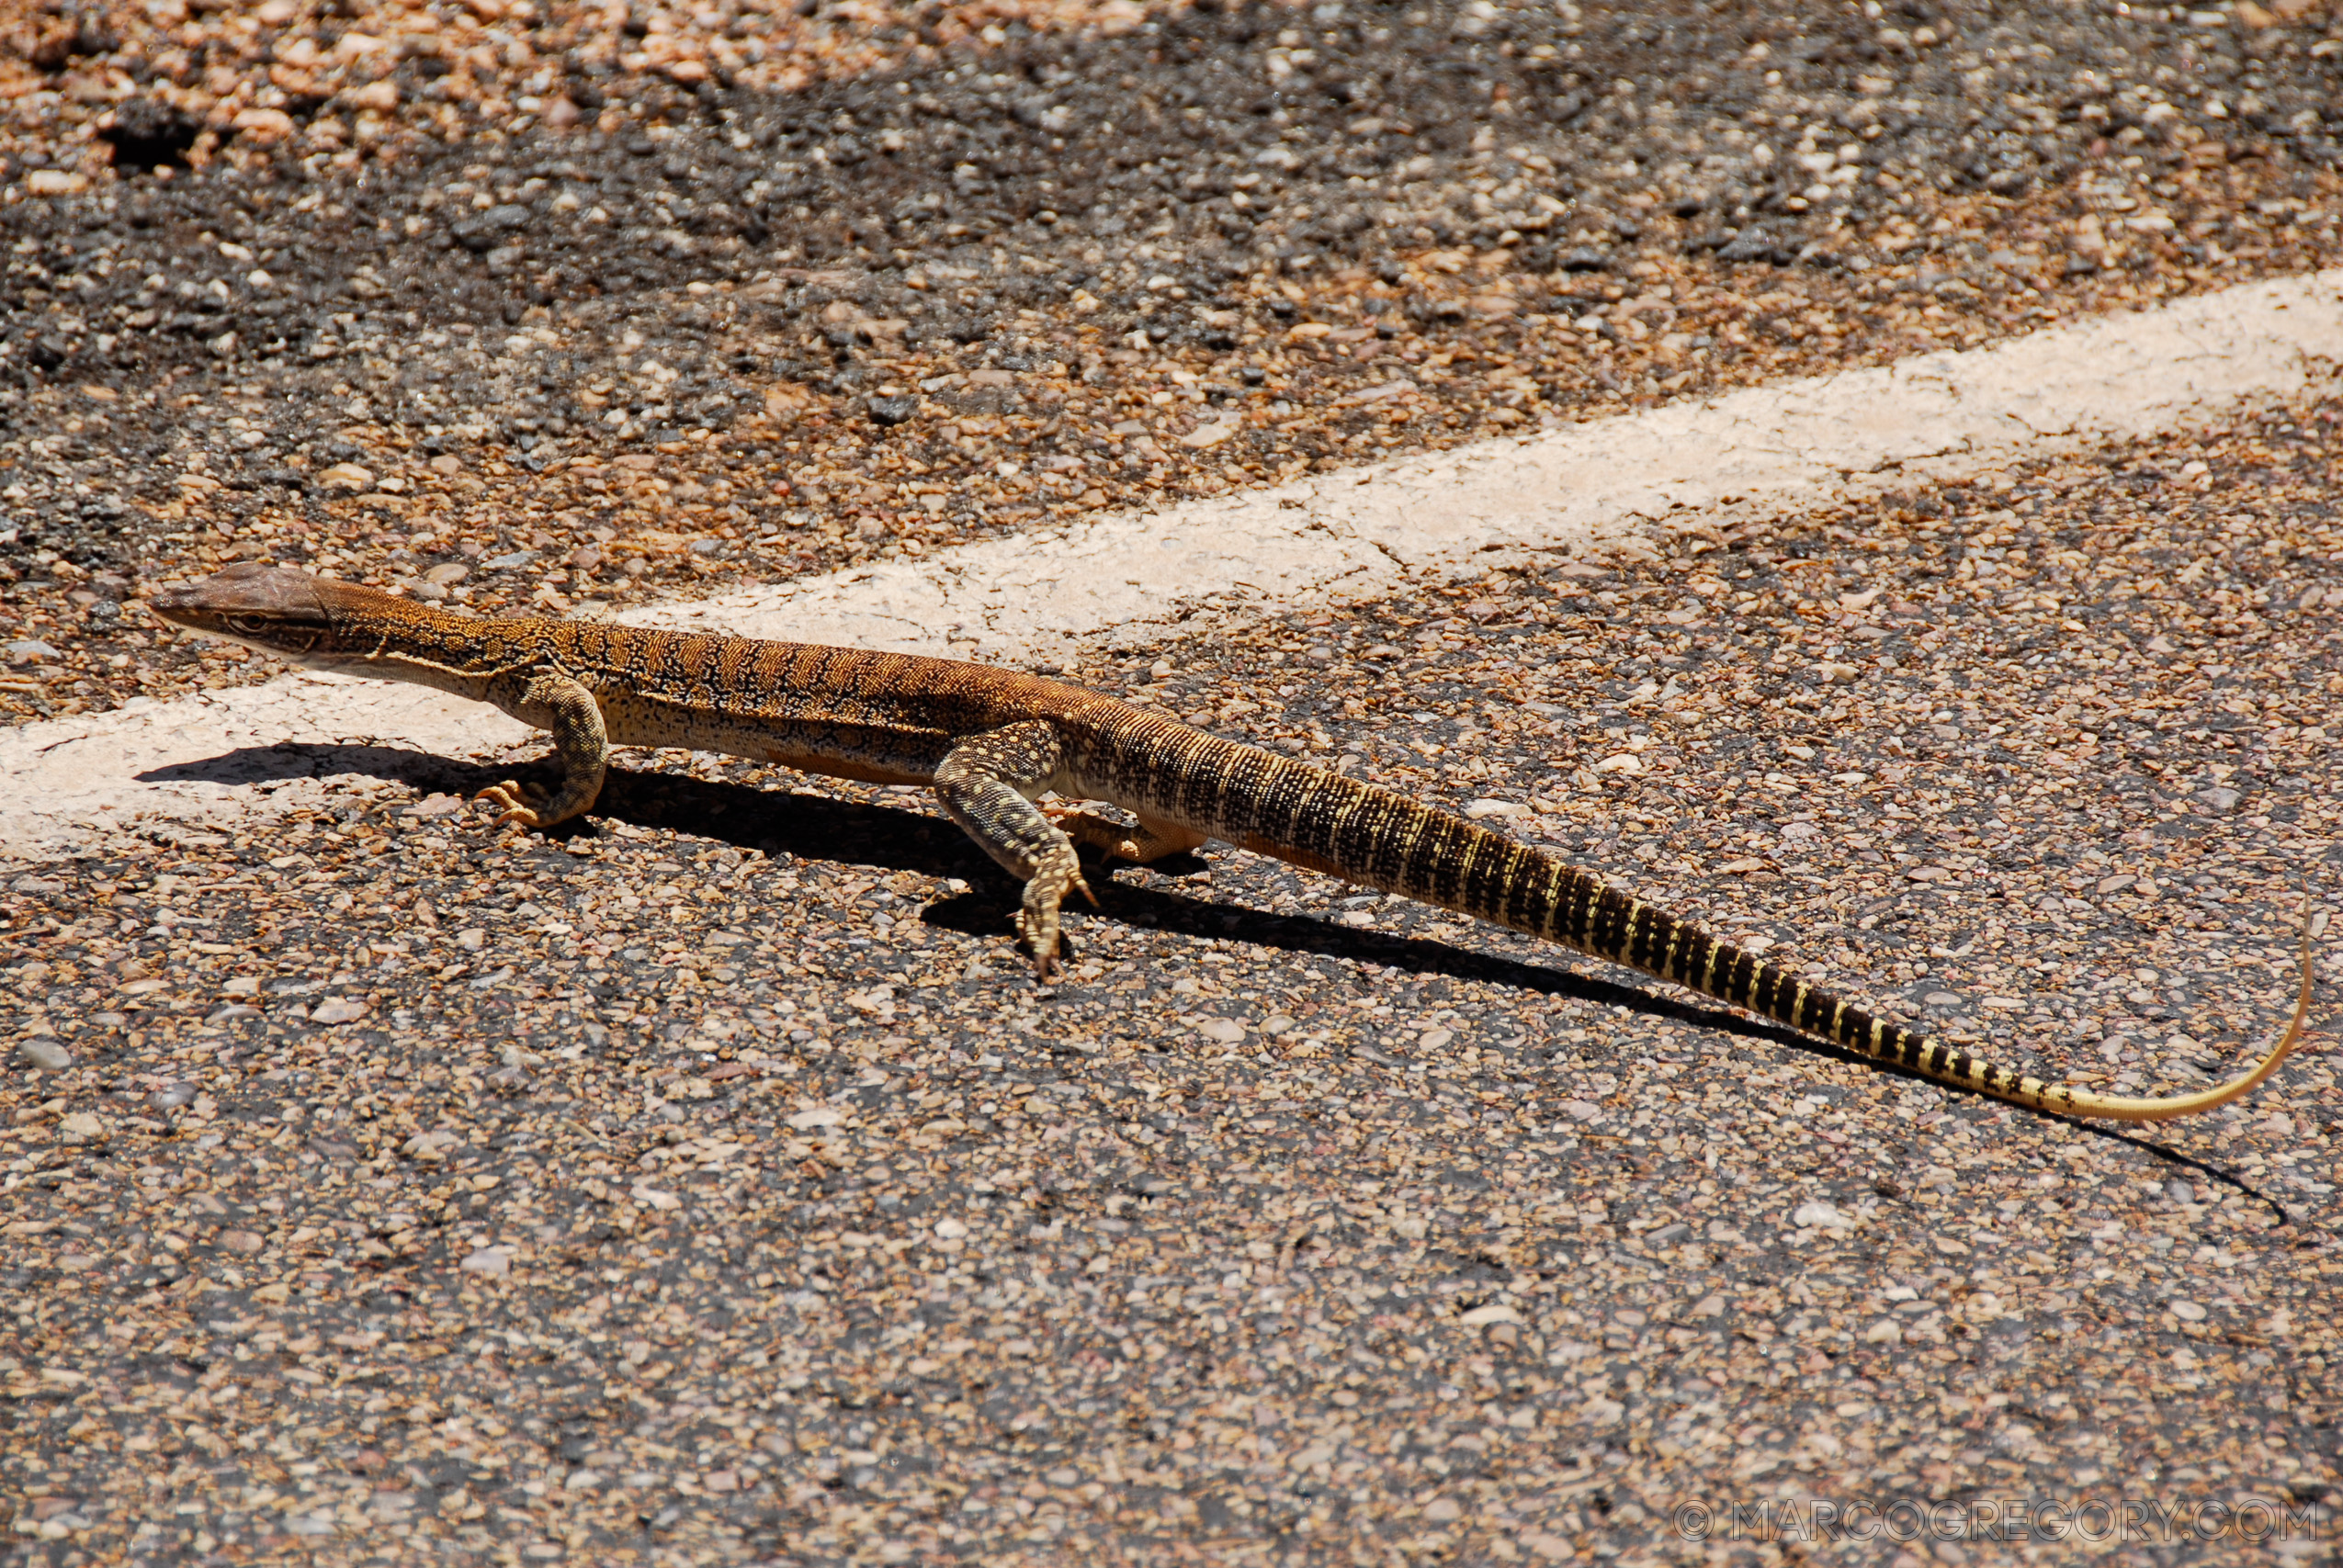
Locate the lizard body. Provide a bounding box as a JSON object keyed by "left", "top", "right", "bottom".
{"left": 153, "top": 565, "right": 2311, "bottom": 1123}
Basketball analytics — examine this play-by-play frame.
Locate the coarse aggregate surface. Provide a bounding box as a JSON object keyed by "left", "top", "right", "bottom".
{"left": 4, "top": 388, "right": 2339, "bottom": 1564}
{"left": 6, "top": 0, "right": 2343, "bottom": 723}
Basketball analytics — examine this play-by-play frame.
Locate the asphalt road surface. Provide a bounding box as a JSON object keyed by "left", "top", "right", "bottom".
{"left": 6, "top": 391, "right": 2340, "bottom": 1563}
{"left": 4, "top": 2, "right": 2342, "bottom": 1564}
{"left": 3, "top": 0, "right": 2340, "bottom": 716}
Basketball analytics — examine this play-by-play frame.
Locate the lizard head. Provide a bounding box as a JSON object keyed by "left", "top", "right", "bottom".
{"left": 151, "top": 564, "right": 402, "bottom": 670}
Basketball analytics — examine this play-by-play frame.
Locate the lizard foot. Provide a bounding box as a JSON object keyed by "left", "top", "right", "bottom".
{"left": 1016, "top": 848, "right": 1094, "bottom": 981}
{"left": 475, "top": 781, "right": 547, "bottom": 830}
{"left": 1043, "top": 804, "right": 1208, "bottom": 865}
{"left": 1040, "top": 803, "right": 1136, "bottom": 862}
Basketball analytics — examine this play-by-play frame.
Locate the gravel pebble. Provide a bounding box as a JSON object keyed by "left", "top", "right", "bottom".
{"left": 16, "top": 1038, "right": 72, "bottom": 1071}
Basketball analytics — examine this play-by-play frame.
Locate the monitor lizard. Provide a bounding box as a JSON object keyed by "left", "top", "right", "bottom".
{"left": 152, "top": 564, "right": 2313, "bottom": 1123}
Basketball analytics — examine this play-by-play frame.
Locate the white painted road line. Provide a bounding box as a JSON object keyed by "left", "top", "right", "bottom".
{"left": 658, "top": 268, "right": 2343, "bottom": 656}
{"left": 5, "top": 268, "right": 2339, "bottom": 861}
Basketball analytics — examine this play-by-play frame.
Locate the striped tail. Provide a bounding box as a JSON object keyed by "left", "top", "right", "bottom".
{"left": 1118, "top": 723, "right": 2311, "bottom": 1123}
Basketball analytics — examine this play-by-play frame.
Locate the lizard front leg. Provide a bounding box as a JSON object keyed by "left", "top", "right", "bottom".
{"left": 934, "top": 719, "right": 1094, "bottom": 979}
{"left": 477, "top": 671, "right": 609, "bottom": 830}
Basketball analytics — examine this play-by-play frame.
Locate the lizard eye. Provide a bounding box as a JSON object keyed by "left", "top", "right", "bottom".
{"left": 227, "top": 615, "right": 270, "bottom": 636}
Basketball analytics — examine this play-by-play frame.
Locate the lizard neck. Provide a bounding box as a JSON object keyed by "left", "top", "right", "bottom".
{"left": 320, "top": 599, "right": 558, "bottom": 701}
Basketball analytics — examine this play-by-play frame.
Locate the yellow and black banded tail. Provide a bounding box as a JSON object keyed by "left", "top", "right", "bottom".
{"left": 1543, "top": 877, "right": 2313, "bottom": 1123}
{"left": 1124, "top": 722, "right": 2314, "bottom": 1123}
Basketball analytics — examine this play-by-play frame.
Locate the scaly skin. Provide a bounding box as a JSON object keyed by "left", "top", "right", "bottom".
{"left": 152, "top": 565, "right": 2316, "bottom": 1122}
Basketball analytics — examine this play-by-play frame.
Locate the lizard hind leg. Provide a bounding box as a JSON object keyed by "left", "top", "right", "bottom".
{"left": 934, "top": 720, "right": 1093, "bottom": 979}
{"left": 1046, "top": 804, "right": 1210, "bottom": 865}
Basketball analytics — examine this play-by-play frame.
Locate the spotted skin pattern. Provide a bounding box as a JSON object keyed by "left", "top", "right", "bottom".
{"left": 152, "top": 566, "right": 2312, "bottom": 1123}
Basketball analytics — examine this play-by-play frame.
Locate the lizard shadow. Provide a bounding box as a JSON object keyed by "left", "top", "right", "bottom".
{"left": 145, "top": 741, "right": 1780, "bottom": 1039}
{"left": 139, "top": 740, "right": 498, "bottom": 794}
{"left": 146, "top": 742, "right": 2292, "bottom": 1221}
